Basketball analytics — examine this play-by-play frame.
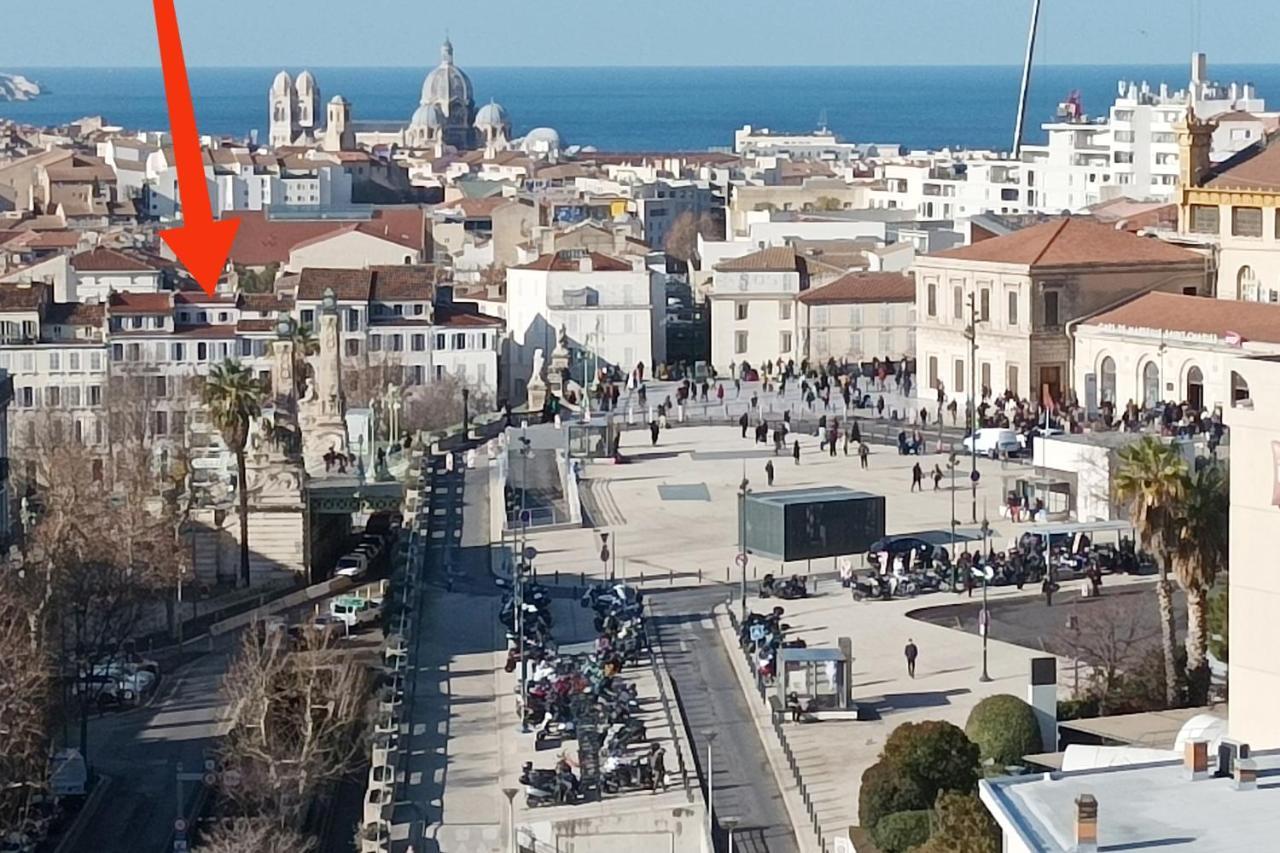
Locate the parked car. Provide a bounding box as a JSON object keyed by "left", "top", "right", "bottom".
{"left": 74, "top": 666, "right": 156, "bottom": 705}
{"left": 336, "top": 553, "right": 368, "bottom": 579}
{"left": 329, "top": 595, "right": 380, "bottom": 630}
{"left": 961, "top": 428, "right": 1021, "bottom": 459}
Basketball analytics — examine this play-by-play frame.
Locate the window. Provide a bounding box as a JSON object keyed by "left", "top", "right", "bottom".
{"left": 346, "top": 308, "right": 360, "bottom": 332}
{"left": 171, "top": 342, "right": 185, "bottom": 361}
{"left": 130, "top": 317, "right": 143, "bottom": 329}
{"left": 623, "top": 315, "right": 635, "bottom": 334}
{"left": 218, "top": 312, "right": 229, "bottom": 323}
{"left": 196, "top": 342, "right": 208, "bottom": 361}
{"left": 300, "top": 309, "right": 315, "bottom": 326}
{"left": 88, "top": 385, "right": 102, "bottom": 407}
{"left": 240, "top": 339, "right": 252, "bottom": 358}
{"left": 953, "top": 285, "right": 963, "bottom": 319}
{"left": 45, "top": 386, "right": 60, "bottom": 407}
{"left": 90, "top": 352, "right": 102, "bottom": 371}
{"left": 197, "top": 311, "right": 208, "bottom": 323}
{"left": 735, "top": 302, "right": 749, "bottom": 321}
{"left": 779, "top": 302, "right": 792, "bottom": 321}
{"left": 927, "top": 356, "right": 938, "bottom": 390}
{"left": 1232, "top": 206, "right": 1264, "bottom": 238}
{"left": 153, "top": 411, "right": 168, "bottom": 436}
{"left": 20, "top": 352, "right": 33, "bottom": 372}
{"left": 734, "top": 331, "right": 748, "bottom": 354}
{"left": 19, "top": 387, "right": 33, "bottom": 408}
{"left": 48, "top": 352, "right": 60, "bottom": 370}
{"left": 435, "top": 334, "right": 446, "bottom": 350}
{"left": 1239, "top": 266, "right": 1260, "bottom": 301}
{"left": 369, "top": 335, "right": 382, "bottom": 352}
{"left": 453, "top": 333, "right": 466, "bottom": 350}
{"left": 154, "top": 376, "right": 167, "bottom": 398}
{"left": 152, "top": 317, "right": 165, "bottom": 330}
{"left": 979, "top": 289, "right": 990, "bottom": 322}
{"left": 412, "top": 334, "right": 426, "bottom": 352}
{"left": 1007, "top": 364, "right": 1020, "bottom": 396}
{"left": 68, "top": 352, "right": 80, "bottom": 371}
{"left": 780, "top": 331, "right": 792, "bottom": 353}
{"left": 953, "top": 360, "right": 965, "bottom": 394}
{"left": 1190, "top": 204, "right": 1220, "bottom": 234}
{"left": 927, "top": 284, "right": 937, "bottom": 317}
{"left": 413, "top": 304, "right": 425, "bottom": 316}
{"left": 1043, "top": 291, "right": 1060, "bottom": 327}
{"left": 345, "top": 339, "right": 360, "bottom": 358}
{"left": 126, "top": 343, "right": 141, "bottom": 362}
{"left": 980, "top": 362, "right": 991, "bottom": 392}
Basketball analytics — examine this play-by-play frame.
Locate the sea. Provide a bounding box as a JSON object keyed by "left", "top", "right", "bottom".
{"left": 3, "top": 64, "right": 1280, "bottom": 153}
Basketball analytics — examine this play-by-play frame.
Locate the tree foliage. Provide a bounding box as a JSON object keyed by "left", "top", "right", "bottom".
{"left": 965, "top": 695, "right": 1043, "bottom": 770}
{"left": 874, "top": 809, "right": 931, "bottom": 853}
{"left": 0, "top": 586, "right": 52, "bottom": 838}
{"left": 911, "top": 792, "right": 1001, "bottom": 853}
{"left": 195, "top": 817, "right": 315, "bottom": 853}
{"left": 235, "top": 263, "right": 280, "bottom": 294}
{"left": 860, "top": 760, "right": 928, "bottom": 830}
{"left": 880, "top": 720, "right": 980, "bottom": 805}
{"left": 1172, "top": 462, "right": 1228, "bottom": 704}
{"left": 202, "top": 360, "right": 266, "bottom": 587}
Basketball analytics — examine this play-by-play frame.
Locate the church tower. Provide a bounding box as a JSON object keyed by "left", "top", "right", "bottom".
{"left": 295, "top": 71, "right": 321, "bottom": 137}
{"left": 269, "top": 70, "right": 299, "bottom": 148}
{"left": 322, "top": 96, "right": 355, "bottom": 152}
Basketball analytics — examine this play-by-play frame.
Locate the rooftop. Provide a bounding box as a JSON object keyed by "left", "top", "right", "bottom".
{"left": 511, "top": 252, "right": 633, "bottom": 273}
{"left": 71, "top": 247, "right": 156, "bottom": 273}
{"left": 295, "top": 266, "right": 437, "bottom": 302}
{"left": 1083, "top": 292, "right": 1280, "bottom": 345}
{"left": 931, "top": 218, "right": 1204, "bottom": 268}
{"left": 982, "top": 749, "right": 1280, "bottom": 852}
{"left": 714, "top": 245, "right": 803, "bottom": 273}
{"left": 108, "top": 292, "right": 173, "bottom": 314}
{"left": 798, "top": 271, "right": 913, "bottom": 305}
{"left": 1205, "top": 128, "right": 1280, "bottom": 191}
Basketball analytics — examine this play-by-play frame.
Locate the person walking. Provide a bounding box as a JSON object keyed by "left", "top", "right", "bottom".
{"left": 842, "top": 429, "right": 851, "bottom": 456}
{"left": 716, "top": 383, "right": 724, "bottom": 404}
{"left": 792, "top": 439, "right": 801, "bottom": 465}
{"left": 911, "top": 462, "right": 924, "bottom": 492}
{"left": 765, "top": 459, "right": 775, "bottom": 486}
{"left": 648, "top": 743, "right": 667, "bottom": 793}
{"left": 734, "top": 377, "right": 741, "bottom": 398}
{"left": 932, "top": 464, "right": 943, "bottom": 490}
{"left": 739, "top": 411, "right": 749, "bottom": 438}
{"left": 904, "top": 639, "right": 918, "bottom": 678}
{"left": 649, "top": 419, "right": 660, "bottom": 446}
{"left": 1042, "top": 574, "right": 1055, "bottom": 607}
{"left": 858, "top": 441, "right": 870, "bottom": 469}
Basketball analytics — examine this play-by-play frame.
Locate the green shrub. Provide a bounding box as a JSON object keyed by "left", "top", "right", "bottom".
{"left": 859, "top": 760, "right": 927, "bottom": 830}
{"left": 873, "top": 810, "right": 931, "bottom": 853}
{"left": 911, "top": 791, "right": 1001, "bottom": 853}
{"left": 881, "top": 720, "right": 980, "bottom": 803}
{"left": 965, "top": 695, "right": 1043, "bottom": 768}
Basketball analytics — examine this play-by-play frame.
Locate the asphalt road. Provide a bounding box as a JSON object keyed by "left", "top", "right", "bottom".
{"left": 649, "top": 587, "right": 801, "bottom": 853}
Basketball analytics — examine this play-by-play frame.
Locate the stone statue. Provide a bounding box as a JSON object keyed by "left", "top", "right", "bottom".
{"left": 529, "top": 348, "right": 546, "bottom": 389}
{"left": 301, "top": 374, "right": 317, "bottom": 404}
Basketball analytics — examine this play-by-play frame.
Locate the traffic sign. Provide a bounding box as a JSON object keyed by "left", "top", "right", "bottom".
{"left": 600, "top": 547, "right": 610, "bottom": 563}
{"left": 735, "top": 553, "right": 749, "bottom": 568}
{"left": 970, "top": 470, "right": 981, "bottom": 483}
{"left": 173, "top": 819, "right": 187, "bottom": 833}
{"left": 203, "top": 772, "right": 217, "bottom": 785}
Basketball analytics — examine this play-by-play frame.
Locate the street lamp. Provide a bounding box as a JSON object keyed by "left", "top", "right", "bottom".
{"left": 737, "top": 476, "right": 750, "bottom": 621}
{"left": 947, "top": 452, "right": 959, "bottom": 592}
{"left": 722, "top": 816, "right": 740, "bottom": 853}
{"left": 965, "top": 292, "right": 979, "bottom": 523}
{"left": 979, "top": 517, "right": 993, "bottom": 683}
{"left": 701, "top": 729, "right": 718, "bottom": 834}
{"left": 462, "top": 387, "right": 470, "bottom": 437}
{"left": 501, "top": 787, "right": 520, "bottom": 853}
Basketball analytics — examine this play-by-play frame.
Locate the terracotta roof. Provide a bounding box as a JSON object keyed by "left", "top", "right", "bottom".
{"left": 227, "top": 208, "right": 426, "bottom": 267}
{"left": 1084, "top": 292, "right": 1280, "bottom": 344}
{"left": 108, "top": 292, "right": 173, "bottom": 314}
{"left": 171, "top": 324, "right": 237, "bottom": 339}
{"left": 236, "top": 319, "right": 276, "bottom": 333}
{"left": 25, "top": 231, "right": 80, "bottom": 250}
{"left": 0, "top": 283, "right": 50, "bottom": 311}
{"left": 173, "top": 289, "right": 237, "bottom": 305}
{"left": 435, "top": 306, "right": 504, "bottom": 328}
{"left": 798, "top": 272, "right": 914, "bottom": 305}
{"left": 714, "top": 246, "right": 802, "bottom": 273}
{"left": 296, "top": 268, "right": 373, "bottom": 302}
{"left": 72, "top": 247, "right": 157, "bottom": 273}
{"left": 45, "top": 302, "right": 104, "bottom": 326}
{"left": 435, "top": 197, "right": 510, "bottom": 218}
{"left": 511, "top": 252, "right": 633, "bottom": 272}
{"left": 294, "top": 266, "right": 437, "bottom": 302}
{"left": 368, "top": 266, "right": 437, "bottom": 301}
{"left": 1205, "top": 129, "right": 1280, "bottom": 191}
{"left": 930, "top": 217, "right": 1203, "bottom": 268}
{"left": 239, "top": 292, "right": 294, "bottom": 313}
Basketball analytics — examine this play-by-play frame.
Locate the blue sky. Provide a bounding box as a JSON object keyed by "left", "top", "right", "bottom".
{"left": 6, "top": 0, "right": 1276, "bottom": 67}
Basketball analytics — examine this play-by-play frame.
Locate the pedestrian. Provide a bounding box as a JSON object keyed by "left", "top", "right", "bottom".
{"left": 877, "top": 396, "right": 885, "bottom": 418}
{"left": 648, "top": 743, "right": 667, "bottom": 792}
{"left": 904, "top": 638, "right": 918, "bottom": 678}
{"left": 649, "top": 419, "right": 660, "bottom": 446}
{"left": 911, "top": 462, "right": 923, "bottom": 492}
{"left": 932, "top": 464, "right": 943, "bottom": 490}
{"left": 765, "top": 459, "right": 775, "bottom": 486}
{"left": 716, "top": 383, "right": 724, "bottom": 404}
{"left": 859, "top": 442, "right": 870, "bottom": 469}
{"left": 1042, "top": 574, "right": 1055, "bottom": 606}
{"left": 828, "top": 429, "right": 838, "bottom": 457}
{"left": 739, "top": 411, "right": 749, "bottom": 439}
{"left": 793, "top": 439, "right": 801, "bottom": 465}
{"left": 843, "top": 430, "right": 851, "bottom": 456}
{"left": 734, "top": 377, "right": 741, "bottom": 398}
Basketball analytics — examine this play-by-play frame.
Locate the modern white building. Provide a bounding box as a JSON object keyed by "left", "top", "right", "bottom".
{"left": 708, "top": 246, "right": 808, "bottom": 372}
{"left": 505, "top": 251, "right": 665, "bottom": 401}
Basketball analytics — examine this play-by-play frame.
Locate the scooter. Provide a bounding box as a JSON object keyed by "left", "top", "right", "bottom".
{"left": 520, "top": 761, "right": 581, "bottom": 807}
{"left": 601, "top": 753, "right": 652, "bottom": 793}
{"left": 535, "top": 711, "right": 577, "bottom": 744}
{"left": 606, "top": 718, "right": 648, "bottom": 751}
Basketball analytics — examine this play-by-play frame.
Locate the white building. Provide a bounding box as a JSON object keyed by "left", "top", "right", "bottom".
{"left": 708, "top": 246, "right": 807, "bottom": 373}
{"left": 505, "top": 251, "right": 665, "bottom": 401}
{"left": 797, "top": 271, "right": 915, "bottom": 366}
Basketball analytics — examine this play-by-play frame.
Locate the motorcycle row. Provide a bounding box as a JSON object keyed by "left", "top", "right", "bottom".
{"left": 505, "top": 580, "right": 656, "bottom": 807}
{"left": 850, "top": 534, "right": 1154, "bottom": 601}
{"left": 737, "top": 605, "right": 807, "bottom": 684}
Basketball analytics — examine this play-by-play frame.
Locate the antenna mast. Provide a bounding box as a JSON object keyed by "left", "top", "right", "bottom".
{"left": 1012, "top": 0, "right": 1043, "bottom": 158}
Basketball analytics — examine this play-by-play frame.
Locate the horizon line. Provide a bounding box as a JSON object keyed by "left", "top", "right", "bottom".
{"left": 9, "top": 60, "right": 1280, "bottom": 71}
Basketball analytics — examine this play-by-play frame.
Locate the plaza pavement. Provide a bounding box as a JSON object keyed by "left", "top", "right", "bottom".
{"left": 516, "top": 423, "right": 1156, "bottom": 849}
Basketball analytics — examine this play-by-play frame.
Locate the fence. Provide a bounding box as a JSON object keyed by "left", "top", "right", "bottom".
{"left": 642, "top": 605, "right": 695, "bottom": 803}
{"left": 726, "top": 607, "right": 827, "bottom": 853}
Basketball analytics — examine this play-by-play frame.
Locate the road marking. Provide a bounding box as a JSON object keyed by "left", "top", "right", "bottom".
{"left": 680, "top": 639, "right": 689, "bottom": 653}
{"left": 700, "top": 617, "right": 714, "bottom": 631}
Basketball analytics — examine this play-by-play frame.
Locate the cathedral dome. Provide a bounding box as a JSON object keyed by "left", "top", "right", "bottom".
{"left": 421, "top": 39, "right": 474, "bottom": 111}
{"left": 411, "top": 103, "right": 446, "bottom": 129}
{"left": 475, "top": 101, "right": 510, "bottom": 130}
{"left": 521, "top": 127, "right": 562, "bottom": 152}
{"left": 296, "top": 70, "right": 317, "bottom": 92}
{"left": 272, "top": 70, "right": 293, "bottom": 95}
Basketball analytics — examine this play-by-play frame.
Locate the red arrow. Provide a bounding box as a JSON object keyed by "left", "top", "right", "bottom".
{"left": 152, "top": 0, "right": 238, "bottom": 297}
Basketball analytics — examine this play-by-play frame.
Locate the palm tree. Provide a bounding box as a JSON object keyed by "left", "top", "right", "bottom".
{"left": 1173, "top": 462, "right": 1229, "bottom": 704}
{"left": 290, "top": 322, "right": 319, "bottom": 398}
{"left": 203, "top": 360, "right": 265, "bottom": 588}
{"left": 1114, "top": 436, "right": 1187, "bottom": 707}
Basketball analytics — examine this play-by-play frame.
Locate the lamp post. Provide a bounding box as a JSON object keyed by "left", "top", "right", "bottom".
{"left": 501, "top": 787, "right": 519, "bottom": 853}
{"left": 979, "top": 517, "right": 993, "bottom": 682}
{"left": 462, "top": 387, "right": 470, "bottom": 437}
{"left": 516, "top": 436, "right": 534, "bottom": 731}
{"left": 702, "top": 729, "right": 718, "bottom": 835}
{"left": 722, "top": 816, "right": 740, "bottom": 853}
{"left": 737, "top": 476, "right": 750, "bottom": 621}
{"left": 947, "top": 452, "right": 959, "bottom": 592}
{"left": 966, "top": 292, "right": 979, "bottom": 523}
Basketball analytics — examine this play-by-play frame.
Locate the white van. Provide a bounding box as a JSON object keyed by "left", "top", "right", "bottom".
{"left": 336, "top": 553, "right": 368, "bottom": 579}
{"left": 329, "top": 596, "right": 380, "bottom": 630}
{"left": 961, "top": 428, "right": 1021, "bottom": 459}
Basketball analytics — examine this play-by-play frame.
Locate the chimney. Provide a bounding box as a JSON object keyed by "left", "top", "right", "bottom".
{"left": 1217, "top": 739, "right": 1250, "bottom": 778}
{"left": 578, "top": 255, "right": 593, "bottom": 274}
{"left": 1234, "top": 758, "right": 1258, "bottom": 792}
{"left": 1184, "top": 740, "right": 1209, "bottom": 781}
{"left": 1074, "top": 794, "right": 1098, "bottom": 852}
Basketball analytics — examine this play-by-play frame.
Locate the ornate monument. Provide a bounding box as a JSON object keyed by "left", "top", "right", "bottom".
{"left": 245, "top": 315, "right": 308, "bottom": 506}
{"left": 299, "top": 287, "right": 352, "bottom": 477}
{"left": 547, "top": 325, "right": 572, "bottom": 399}
{"left": 527, "top": 347, "right": 548, "bottom": 411}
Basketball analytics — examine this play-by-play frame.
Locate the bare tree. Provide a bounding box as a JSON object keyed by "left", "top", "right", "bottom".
{"left": 403, "top": 372, "right": 494, "bottom": 435}
{"left": 0, "top": 585, "right": 52, "bottom": 839}
{"left": 195, "top": 817, "right": 316, "bottom": 853}
{"left": 1062, "top": 600, "right": 1160, "bottom": 715}
{"left": 218, "top": 629, "right": 369, "bottom": 827}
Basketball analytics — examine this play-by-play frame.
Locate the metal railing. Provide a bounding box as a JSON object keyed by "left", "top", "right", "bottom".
{"left": 643, "top": 606, "right": 693, "bottom": 802}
